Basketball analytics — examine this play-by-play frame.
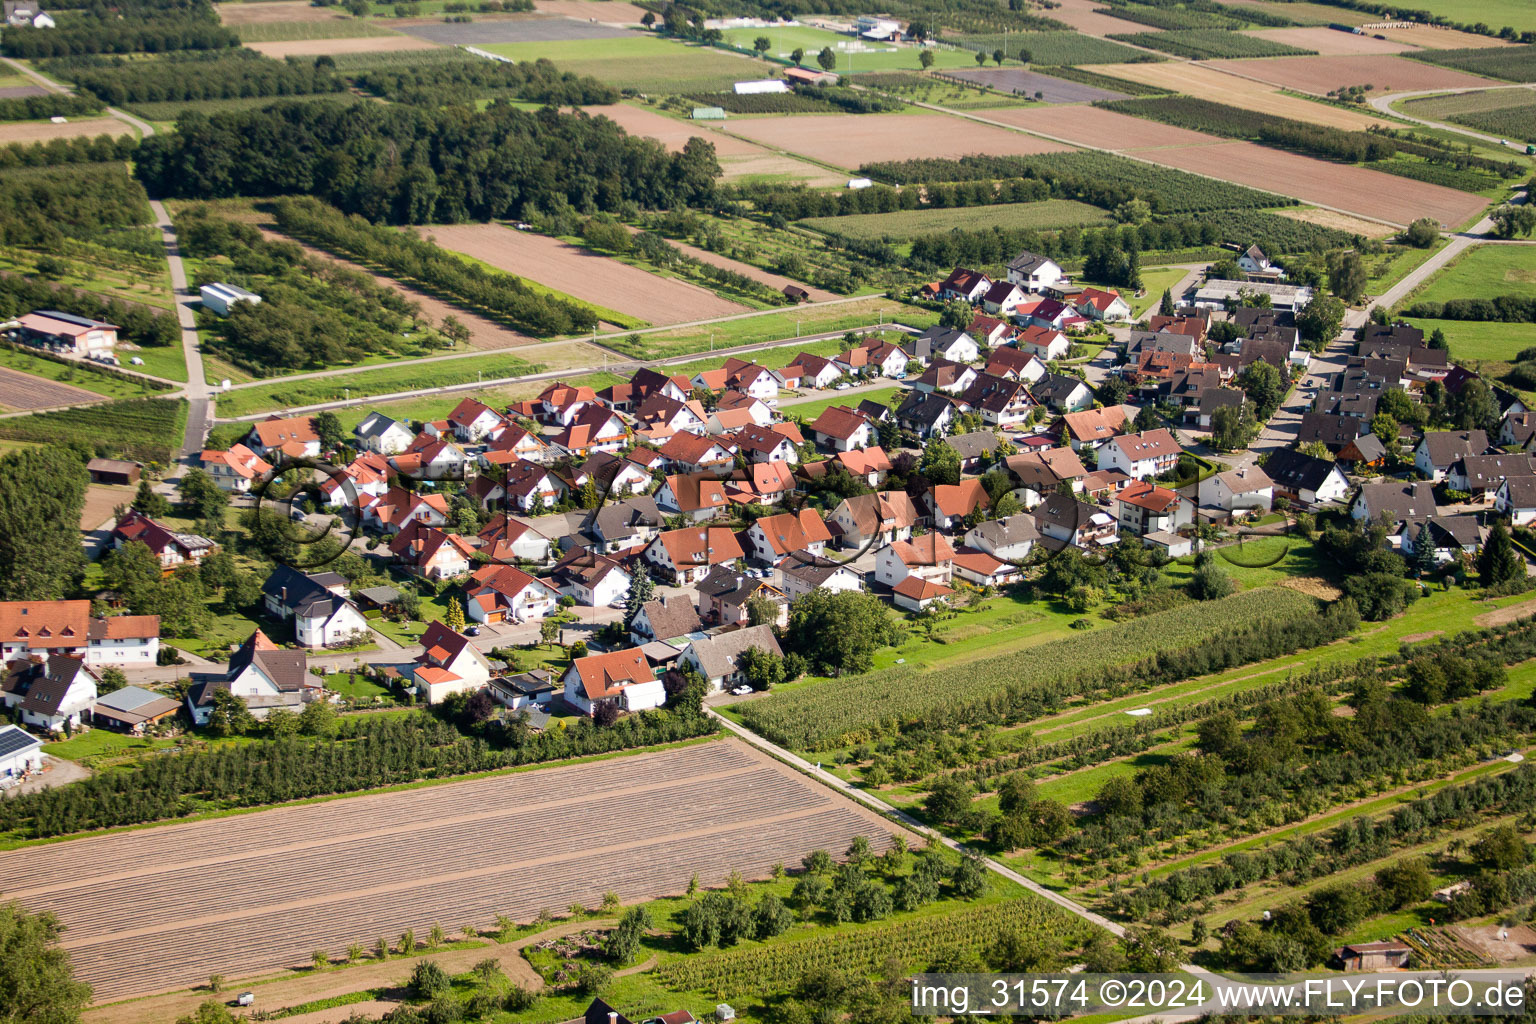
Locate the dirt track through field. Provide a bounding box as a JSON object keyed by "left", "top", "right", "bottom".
{"left": 0, "top": 366, "right": 103, "bottom": 411}
{"left": 421, "top": 223, "right": 749, "bottom": 324}
{"left": 1207, "top": 53, "right": 1496, "bottom": 95}
{"left": 257, "top": 226, "right": 538, "bottom": 350}
{"left": 14, "top": 738, "right": 895, "bottom": 1005}
{"left": 727, "top": 112, "right": 1074, "bottom": 169}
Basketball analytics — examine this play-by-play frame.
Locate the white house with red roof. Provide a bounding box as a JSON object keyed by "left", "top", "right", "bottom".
{"left": 321, "top": 452, "right": 390, "bottom": 508}
{"left": 644, "top": 526, "right": 745, "bottom": 585}
{"left": 722, "top": 358, "right": 780, "bottom": 404}
{"left": 837, "top": 338, "right": 909, "bottom": 379}
{"left": 733, "top": 423, "right": 798, "bottom": 465}
{"left": 199, "top": 443, "right": 272, "bottom": 492}
{"left": 1116, "top": 480, "right": 1192, "bottom": 535}
{"left": 446, "top": 398, "right": 506, "bottom": 443}
{"left": 84, "top": 614, "right": 160, "bottom": 666}
{"left": 634, "top": 393, "right": 709, "bottom": 436}
{"left": 783, "top": 352, "right": 842, "bottom": 390}
{"left": 727, "top": 462, "right": 796, "bottom": 505}
{"left": 550, "top": 548, "right": 631, "bottom": 607}
{"left": 1078, "top": 287, "right": 1132, "bottom": 322}
{"left": 562, "top": 648, "right": 662, "bottom": 716}
{"left": 389, "top": 522, "right": 476, "bottom": 579}
{"left": 465, "top": 564, "right": 560, "bottom": 624}
{"left": 111, "top": 510, "right": 217, "bottom": 569}
{"left": 968, "top": 314, "right": 1015, "bottom": 348}
{"left": 482, "top": 423, "right": 553, "bottom": 464}
{"left": 537, "top": 380, "right": 598, "bottom": 425}
{"left": 657, "top": 471, "right": 727, "bottom": 522}
{"left": 809, "top": 406, "right": 875, "bottom": 452}
{"left": 875, "top": 532, "right": 954, "bottom": 591}
{"left": 659, "top": 431, "right": 736, "bottom": 476}
{"left": 246, "top": 415, "right": 321, "bottom": 458}
{"left": 494, "top": 459, "right": 565, "bottom": 512}
{"left": 745, "top": 509, "right": 832, "bottom": 563}
{"left": 716, "top": 390, "right": 774, "bottom": 425}
{"left": 410, "top": 620, "right": 492, "bottom": 703}
{"left": 477, "top": 514, "right": 554, "bottom": 562}
{"left": 551, "top": 406, "right": 628, "bottom": 458}
{"left": 390, "top": 434, "right": 469, "bottom": 481}
{"left": 1100, "top": 428, "right": 1182, "bottom": 481}
{"left": 985, "top": 347, "right": 1048, "bottom": 383}
{"left": 1015, "top": 324, "right": 1070, "bottom": 361}
{"left": 981, "top": 281, "right": 1029, "bottom": 317}
{"left": 938, "top": 267, "right": 991, "bottom": 303}
{"left": 364, "top": 488, "right": 450, "bottom": 534}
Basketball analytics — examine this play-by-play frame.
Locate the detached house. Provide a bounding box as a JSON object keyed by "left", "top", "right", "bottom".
{"left": 563, "top": 648, "right": 661, "bottom": 716}
{"left": 1445, "top": 453, "right": 1536, "bottom": 501}
{"left": 959, "top": 373, "right": 1033, "bottom": 428}
{"left": 199, "top": 444, "right": 272, "bottom": 492}
{"left": 679, "top": 625, "right": 783, "bottom": 691}
{"left": 964, "top": 514, "right": 1039, "bottom": 561}
{"left": 1353, "top": 479, "right": 1437, "bottom": 527}
{"left": 261, "top": 566, "right": 369, "bottom": 648}
{"left": 495, "top": 459, "right": 566, "bottom": 512}
{"left": 582, "top": 497, "right": 664, "bottom": 555}
{"left": 446, "top": 398, "right": 506, "bottom": 443}
{"left": 1496, "top": 475, "right": 1536, "bottom": 526}
{"left": 810, "top": 406, "right": 876, "bottom": 452}
{"left": 660, "top": 431, "right": 736, "bottom": 476}
{"left": 697, "top": 566, "right": 787, "bottom": 627}
{"left": 1116, "top": 480, "right": 1191, "bottom": 536}
{"left": 1, "top": 655, "right": 97, "bottom": 734}
{"left": 734, "top": 423, "right": 798, "bottom": 465}
{"left": 745, "top": 509, "right": 832, "bottom": 563}
{"left": 784, "top": 352, "right": 843, "bottom": 390}
{"left": 780, "top": 550, "right": 863, "bottom": 600}
{"left": 246, "top": 415, "right": 321, "bottom": 458}
{"left": 915, "top": 359, "right": 977, "bottom": 396}
{"left": 838, "top": 337, "right": 908, "bottom": 378}
{"left": 1078, "top": 287, "right": 1131, "bottom": 322}
{"left": 390, "top": 434, "right": 469, "bottom": 481}
{"left": 828, "top": 491, "right": 918, "bottom": 550}
{"left": 1415, "top": 430, "right": 1489, "bottom": 483}
{"left": 658, "top": 471, "right": 728, "bottom": 522}
{"left": 466, "top": 564, "right": 560, "bottom": 623}
{"left": 550, "top": 548, "right": 631, "bottom": 607}
{"left": 875, "top": 532, "right": 954, "bottom": 590}
{"left": 1100, "top": 428, "right": 1182, "bottom": 481}
{"left": 1034, "top": 495, "right": 1118, "bottom": 549}
{"left": 628, "top": 595, "right": 702, "bottom": 646}
{"left": 482, "top": 423, "right": 553, "bottom": 465}
{"left": 551, "top": 405, "right": 628, "bottom": 458}
{"left": 938, "top": 267, "right": 992, "bottom": 303}
{"left": 926, "top": 478, "right": 990, "bottom": 531}
{"left": 411, "top": 620, "right": 492, "bottom": 704}
{"left": 1015, "top": 324, "right": 1070, "bottom": 362}
{"left": 910, "top": 327, "right": 979, "bottom": 366}
{"left": 1262, "top": 449, "right": 1350, "bottom": 507}
{"left": 981, "top": 280, "right": 1030, "bottom": 317}
{"left": 537, "top": 381, "right": 598, "bottom": 426}
{"left": 721, "top": 358, "right": 781, "bottom": 404}
{"left": 986, "top": 346, "right": 1048, "bottom": 383}
{"left": 577, "top": 451, "right": 654, "bottom": 498}
{"left": 634, "top": 393, "right": 709, "bottom": 436}
{"left": 1006, "top": 250, "right": 1065, "bottom": 291}
{"left": 185, "top": 630, "right": 317, "bottom": 724}
{"left": 1032, "top": 373, "right": 1094, "bottom": 414}
{"left": 644, "top": 526, "right": 746, "bottom": 585}
{"left": 389, "top": 522, "right": 475, "bottom": 580}
{"left": 1199, "top": 466, "right": 1274, "bottom": 514}
{"left": 111, "top": 511, "right": 217, "bottom": 570}
{"left": 355, "top": 412, "right": 415, "bottom": 455}
{"left": 896, "top": 390, "right": 957, "bottom": 439}
{"left": 1062, "top": 406, "right": 1129, "bottom": 451}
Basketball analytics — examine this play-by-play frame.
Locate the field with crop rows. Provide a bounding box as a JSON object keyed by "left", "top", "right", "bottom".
{"left": 6, "top": 739, "right": 897, "bottom": 1003}
{"left": 480, "top": 36, "right": 759, "bottom": 93}
{"left": 737, "top": 588, "right": 1319, "bottom": 751}
{"left": 234, "top": 18, "right": 398, "bottom": 41}
{"left": 801, "top": 199, "right": 1111, "bottom": 240}
{"left": 1403, "top": 89, "right": 1536, "bottom": 141}
{"left": 0, "top": 397, "right": 184, "bottom": 463}
{"left": 1107, "top": 29, "right": 1316, "bottom": 58}
{"left": 1411, "top": 43, "right": 1536, "bottom": 80}
{"left": 950, "top": 30, "right": 1158, "bottom": 66}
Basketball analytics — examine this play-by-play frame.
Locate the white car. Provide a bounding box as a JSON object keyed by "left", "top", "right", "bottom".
{"left": 834, "top": 382, "right": 852, "bottom": 390}
{"left": 730, "top": 685, "right": 753, "bottom": 696}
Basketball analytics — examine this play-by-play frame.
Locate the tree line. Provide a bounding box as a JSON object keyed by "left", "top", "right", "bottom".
{"left": 0, "top": 93, "right": 101, "bottom": 121}
{"left": 0, "top": 133, "right": 137, "bottom": 171}
{"left": 1, "top": 19, "right": 238, "bottom": 58}
{"left": 133, "top": 100, "right": 721, "bottom": 225}
{"left": 272, "top": 196, "right": 601, "bottom": 337}
{"left": 0, "top": 162, "right": 151, "bottom": 250}
{"left": 53, "top": 50, "right": 346, "bottom": 105}
{"left": 1404, "top": 295, "right": 1536, "bottom": 324}
{"left": 352, "top": 56, "right": 617, "bottom": 107}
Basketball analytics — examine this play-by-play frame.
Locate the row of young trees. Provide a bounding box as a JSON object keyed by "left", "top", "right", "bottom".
{"left": 352, "top": 56, "right": 617, "bottom": 107}
{"left": 55, "top": 49, "right": 346, "bottom": 105}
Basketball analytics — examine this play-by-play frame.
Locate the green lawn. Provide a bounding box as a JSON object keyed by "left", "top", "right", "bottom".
{"left": 1108, "top": 264, "right": 1188, "bottom": 318}
{"left": 783, "top": 382, "right": 901, "bottom": 421}
{"left": 0, "top": 347, "right": 172, "bottom": 399}
{"left": 322, "top": 671, "right": 392, "bottom": 699}
{"left": 800, "top": 200, "right": 1111, "bottom": 241}
{"left": 1404, "top": 317, "right": 1536, "bottom": 366}
{"left": 1392, "top": 0, "right": 1536, "bottom": 32}
{"left": 217, "top": 352, "right": 545, "bottom": 418}
{"left": 129, "top": 344, "right": 189, "bottom": 384}
{"left": 43, "top": 730, "right": 175, "bottom": 765}
{"left": 608, "top": 297, "right": 935, "bottom": 360}
{"left": 1366, "top": 239, "right": 1448, "bottom": 296}
{"left": 1404, "top": 242, "right": 1536, "bottom": 308}
{"left": 480, "top": 36, "right": 761, "bottom": 94}
{"left": 719, "top": 25, "right": 978, "bottom": 73}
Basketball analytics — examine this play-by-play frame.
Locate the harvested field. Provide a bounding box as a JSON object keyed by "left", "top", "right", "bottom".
{"left": 533, "top": 0, "right": 648, "bottom": 22}
{"left": 583, "top": 103, "right": 762, "bottom": 155}
{"left": 623, "top": 226, "right": 837, "bottom": 301}
{"left": 1221, "top": 0, "right": 1372, "bottom": 24}
{"left": 1374, "top": 26, "right": 1515, "bottom": 49}
{"left": 0, "top": 366, "right": 104, "bottom": 412}
{"left": 951, "top": 66, "right": 1127, "bottom": 102}
{"left": 1078, "top": 61, "right": 1398, "bottom": 130}
{"left": 977, "top": 103, "right": 1223, "bottom": 149}
{"left": 399, "top": 15, "right": 635, "bottom": 44}
{"left": 0, "top": 117, "right": 128, "bottom": 143}
{"left": 218, "top": 0, "right": 347, "bottom": 24}
{"left": 424, "top": 223, "right": 748, "bottom": 324}
{"left": 1276, "top": 575, "right": 1343, "bottom": 600}
{"left": 719, "top": 150, "right": 847, "bottom": 186}
{"left": 248, "top": 36, "right": 441, "bottom": 57}
{"left": 0, "top": 85, "right": 48, "bottom": 98}
{"left": 1043, "top": 0, "right": 1161, "bottom": 37}
{"left": 1276, "top": 205, "right": 1396, "bottom": 237}
{"left": 1242, "top": 26, "right": 1418, "bottom": 54}
{"left": 257, "top": 227, "right": 537, "bottom": 350}
{"left": 727, "top": 112, "right": 1073, "bottom": 169}
{"left": 1207, "top": 54, "right": 1495, "bottom": 95}
{"left": 1130, "top": 139, "right": 1485, "bottom": 225}
{"left": 482, "top": 37, "right": 757, "bottom": 93}
{"left": 13, "top": 739, "right": 896, "bottom": 1003}
{"left": 80, "top": 483, "right": 135, "bottom": 530}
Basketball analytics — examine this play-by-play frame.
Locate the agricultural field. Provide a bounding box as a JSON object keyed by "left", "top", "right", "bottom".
{"left": 1411, "top": 43, "right": 1536, "bottom": 82}
{"left": 0, "top": 118, "right": 129, "bottom": 144}
{"left": 231, "top": 18, "right": 400, "bottom": 41}
{"left": 850, "top": 70, "right": 1043, "bottom": 109}
{"left": 581, "top": 104, "right": 843, "bottom": 185}
{"left": 480, "top": 36, "right": 760, "bottom": 93}
{"left": 532, "top": 0, "right": 647, "bottom": 21}
{"left": 5, "top": 738, "right": 898, "bottom": 1002}
{"left": 604, "top": 296, "right": 932, "bottom": 360}
{"left": 1403, "top": 318, "right": 1536, "bottom": 368}
{"left": 1402, "top": 243, "right": 1536, "bottom": 309}
{"left": 801, "top": 199, "right": 1112, "bottom": 240}
{"left": 1278, "top": 205, "right": 1398, "bottom": 237}
{"left": 982, "top": 103, "right": 1225, "bottom": 149}
{"left": 1108, "top": 29, "right": 1319, "bottom": 59}
{"left": 1221, "top": 0, "right": 1372, "bottom": 24}
{"left": 719, "top": 25, "right": 976, "bottom": 72}
{"left": 1374, "top": 25, "right": 1518, "bottom": 49}
{"left": 1241, "top": 25, "right": 1418, "bottom": 54}
{"left": 425, "top": 224, "right": 750, "bottom": 325}
{"left": 398, "top": 16, "right": 635, "bottom": 45}
{"left": 949, "top": 30, "right": 1158, "bottom": 66}
{"left": 0, "top": 347, "right": 172, "bottom": 402}
{"left": 1402, "top": 89, "right": 1536, "bottom": 142}
{"left": 0, "top": 366, "right": 102, "bottom": 412}
{"left": 1379, "top": 0, "right": 1536, "bottom": 33}
{"left": 218, "top": 0, "right": 361, "bottom": 25}
{"left": 0, "top": 397, "right": 185, "bottom": 464}
{"left": 248, "top": 36, "right": 442, "bottom": 57}
{"left": 1077, "top": 60, "right": 1397, "bottom": 131}
{"left": 1207, "top": 53, "right": 1496, "bottom": 95}
{"left": 952, "top": 66, "right": 1129, "bottom": 101}
{"left": 727, "top": 112, "right": 1073, "bottom": 170}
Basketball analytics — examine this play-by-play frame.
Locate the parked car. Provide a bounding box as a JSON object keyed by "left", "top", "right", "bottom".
{"left": 463, "top": 625, "right": 480, "bottom": 636}
{"left": 731, "top": 685, "right": 753, "bottom": 696}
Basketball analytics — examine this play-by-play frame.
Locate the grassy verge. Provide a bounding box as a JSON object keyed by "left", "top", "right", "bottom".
{"left": 0, "top": 346, "right": 173, "bottom": 399}
{"left": 216, "top": 352, "right": 545, "bottom": 418}
{"left": 609, "top": 297, "right": 935, "bottom": 360}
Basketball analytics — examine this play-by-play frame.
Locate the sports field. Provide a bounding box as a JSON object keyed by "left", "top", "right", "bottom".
{"left": 801, "top": 199, "right": 1112, "bottom": 239}
{"left": 719, "top": 24, "right": 976, "bottom": 72}
{"left": 1406, "top": 243, "right": 1536, "bottom": 307}
{"left": 8, "top": 739, "right": 896, "bottom": 1002}
{"left": 481, "top": 36, "right": 760, "bottom": 93}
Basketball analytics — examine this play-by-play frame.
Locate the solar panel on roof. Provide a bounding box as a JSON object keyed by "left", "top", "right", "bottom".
{"left": 0, "top": 726, "right": 40, "bottom": 759}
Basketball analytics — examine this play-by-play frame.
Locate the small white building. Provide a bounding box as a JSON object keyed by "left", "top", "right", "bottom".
{"left": 734, "top": 79, "right": 790, "bottom": 94}
{"left": 0, "top": 726, "right": 41, "bottom": 779}
{"left": 563, "top": 648, "right": 663, "bottom": 715}
{"left": 199, "top": 282, "right": 263, "bottom": 317}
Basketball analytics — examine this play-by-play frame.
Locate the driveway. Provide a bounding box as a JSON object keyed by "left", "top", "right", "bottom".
{"left": 12, "top": 754, "right": 90, "bottom": 795}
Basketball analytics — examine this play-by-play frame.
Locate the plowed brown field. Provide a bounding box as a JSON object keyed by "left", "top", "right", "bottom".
{"left": 0, "top": 367, "right": 103, "bottom": 411}
{"left": 979, "top": 104, "right": 1224, "bottom": 150}
{"left": 248, "top": 36, "right": 441, "bottom": 57}
{"left": 584, "top": 103, "right": 764, "bottom": 155}
{"left": 422, "top": 223, "right": 748, "bottom": 324}
{"left": 1373, "top": 26, "right": 1515, "bottom": 49}
{"left": 218, "top": 0, "right": 345, "bottom": 24}
{"left": 1208, "top": 54, "right": 1495, "bottom": 94}
{"left": 10, "top": 739, "right": 895, "bottom": 1004}
{"left": 1242, "top": 26, "right": 1417, "bottom": 54}
{"left": 0, "top": 118, "right": 128, "bottom": 143}
{"left": 727, "top": 112, "right": 1073, "bottom": 169}
{"left": 533, "top": 0, "right": 647, "bottom": 22}
{"left": 1128, "top": 140, "right": 1486, "bottom": 226}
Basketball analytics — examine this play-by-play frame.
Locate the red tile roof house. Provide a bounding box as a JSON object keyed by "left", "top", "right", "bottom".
{"left": 837, "top": 337, "right": 908, "bottom": 379}
{"left": 892, "top": 574, "right": 954, "bottom": 612}
{"left": 833, "top": 445, "right": 893, "bottom": 487}
{"left": 733, "top": 423, "right": 799, "bottom": 465}
{"left": 659, "top": 430, "right": 737, "bottom": 476}
{"left": 551, "top": 406, "right": 629, "bottom": 459}
{"left": 658, "top": 471, "right": 728, "bottom": 522}
{"left": 633, "top": 393, "right": 709, "bottom": 435}
{"left": 465, "top": 564, "right": 560, "bottom": 624}
{"left": 550, "top": 547, "right": 631, "bottom": 607}
{"left": 496, "top": 459, "right": 566, "bottom": 512}
{"left": 745, "top": 509, "right": 833, "bottom": 564}
{"left": 952, "top": 549, "right": 1022, "bottom": 588}
{"left": 874, "top": 532, "right": 954, "bottom": 593}
{"left": 914, "top": 358, "right": 977, "bottom": 396}
{"left": 706, "top": 407, "right": 758, "bottom": 436}
{"left": 537, "top": 380, "right": 599, "bottom": 425}
{"left": 1015, "top": 324, "right": 1070, "bottom": 361}
{"left": 716, "top": 389, "right": 774, "bottom": 424}
{"left": 938, "top": 266, "right": 992, "bottom": 303}
{"left": 111, "top": 510, "right": 217, "bottom": 570}
{"left": 199, "top": 443, "right": 272, "bottom": 492}
{"left": 783, "top": 352, "right": 843, "bottom": 390}
{"left": 481, "top": 422, "right": 554, "bottom": 465}
{"left": 643, "top": 526, "right": 746, "bottom": 585}
{"left": 246, "top": 415, "right": 321, "bottom": 458}
{"left": 1115, "top": 480, "right": 1191, "bottom": 536}
{"left": 389, "top": 434, "right": 470, "bottom": 481}
{"left": 477, "top": 513, "right": 555, "bottom": 562}
{"left": 562, "top": 648, "right": 663, "bottom": 716}
{"left": 0, "top": 600, "right": 160, "bottom": 663}
{"left": 981, "top": 280, "right": 1030, "bottom": 317}
{"left": 363, "top": 487, "right": 450, "bottom": 535}
{"left": 809, "top": 405, "right": 876, "bottom": 452}
{"left": 958, "top": 372, "right": 1034, "bottom": 429}
{"left": 985, "top": 346, "right": 1047, "bottom": 383}
{"left": 410, "top": 620, "right": 493, "bottom": 704}
{"left": 727, "top": 461, "right": 797, "bottom": 505}
{"left": 1061, "top": 405, "right": 1130, "bottom": 452}
{"left": 445, "top": 397, "right": 506, "bottom": 443}
{"left": 827, "top": 490, "right": 919, "bottom": 550}
{"left": 388, "top": 522, "right": 476, "bottom": 580}
{"left": 85, "top": 614, "right": 160, "bottom": 667}
{"left": 725, "top": 358, "right": 782, "bottom": 405}
{"left": 321, "top": 452, "right": 391, "bottom": 508}
{"left": 1078, "top": 287, "right": 1132, "bottom": 322}
{"left": 576, "top": 450, "right": 655, "bottom": 498}
{"left": 968, "top": 313, "right": 1015, "bottom": 348}
{"left": 696, "top": 566, "right": 788, "bottom": 628}
{"left": 926, "top": 478, "right": 991, "bottom": 531}
{"left": 1099, "top": 428, "right": 1182, "bottom": 481}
